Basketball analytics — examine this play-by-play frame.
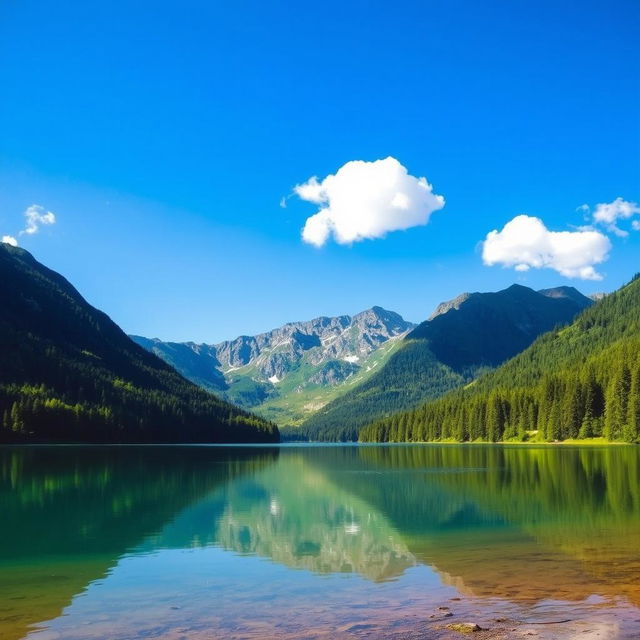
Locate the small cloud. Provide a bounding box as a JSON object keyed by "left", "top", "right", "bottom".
{"left": 3, "top": 204, "right": 57, "bottom": 246}
{"left": 633, "top": 220, "right": 640, "bottom": 231}
{"left": 279, "top": 197, "right": 287, "bottom": 209}
{"left": 22, "top": 204, "right": 56, "bottom": 236}
{"left": 591, "top": 197, "right": 640, "bottom": 237}
{"left": 482, "top": 214, "right": 611, "bottom": 281}
{"left": 292, "top": 157, "right": 445, "bottom": 247}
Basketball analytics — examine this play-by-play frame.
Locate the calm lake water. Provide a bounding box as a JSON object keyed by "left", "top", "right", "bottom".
{"left": 1, "top": 444, "right": 639, "bottom": 640}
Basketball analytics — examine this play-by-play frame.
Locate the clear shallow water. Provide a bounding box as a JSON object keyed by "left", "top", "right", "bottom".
{"left": 1, "top": 444, "right": 639, "bottom": 640}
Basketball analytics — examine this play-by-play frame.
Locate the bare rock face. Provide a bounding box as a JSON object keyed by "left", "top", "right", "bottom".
{"left": 213, "top": 307, "right": 414, "bottom": 380}
{"left": 308, "top": 361, "right": 361, "bottom": 387}
{"left": 428, "top": 293, "right": 472, "bottom": 320}
{"left": 132, "top": 307, "right": 415, "bottom": 398}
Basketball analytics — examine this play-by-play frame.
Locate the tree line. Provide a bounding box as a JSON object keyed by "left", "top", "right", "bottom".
{"left": 361, "top": 275, "right": 640, "bottom": 444}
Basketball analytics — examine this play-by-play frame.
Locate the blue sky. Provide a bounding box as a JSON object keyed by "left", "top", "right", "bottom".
{"left": 1, "top": 0, "right": 638, "bottom": 342}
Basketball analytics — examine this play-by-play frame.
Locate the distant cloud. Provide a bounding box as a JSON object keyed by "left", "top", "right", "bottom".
{"left": 22, "top": 204, "right": 56, "bottom": 235}
{"left": 2, "top": 204, "right": 57, "bottom": 247}
{"left": 293, "top": 157, "right": 445, "bottom": 247}
{"left": 584, "top": 197, "right": 640, "bottom": 237}
{"left": 482, "top": 215, "right": 611, "bottom": 281}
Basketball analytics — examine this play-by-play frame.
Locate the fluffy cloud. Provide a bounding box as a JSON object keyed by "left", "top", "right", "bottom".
{"left": 22, "top": 204, "right": 56, "bottom": 235}
{"left": 482, "top": 215, "right": 611, "bottom": 281}
{"left": 293, "top": 157, "right": 445, "bottom": 247}
{"left": 588, "top": 197, "right": 640, "bottom": 237}
{"left": 2, "top": 235, "right": 18, "bottom": 246}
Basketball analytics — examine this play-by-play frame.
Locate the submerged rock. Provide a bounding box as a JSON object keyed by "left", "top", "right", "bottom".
{"left": 445, "top": 622, "right": 483, "bottom": 633}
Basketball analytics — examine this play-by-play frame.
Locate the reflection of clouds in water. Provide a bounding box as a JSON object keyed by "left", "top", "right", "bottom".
{"left": 269, "top": 498, "right": 280, "bottom": 516}
{"left": 344, "top": 523, "right": 360, "bottom": 535}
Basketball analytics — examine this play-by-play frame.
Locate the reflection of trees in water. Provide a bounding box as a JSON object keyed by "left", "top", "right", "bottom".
{"left": 0, "top": 446, "right": 278, "bottom": 640}
{"left": 355, "top": 444, "right": 640, "bottom": 530}
{"left": 353, "top": 445, "right": 640, "bottom": 604}
{"left": 2, "top": 443, "right": 639, "bottom": 640}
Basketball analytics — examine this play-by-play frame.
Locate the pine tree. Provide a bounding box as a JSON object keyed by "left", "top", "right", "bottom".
{"left": 10, "top": 402, "right": 23, "bottom": 433}
{"left": 624, "top": 367, "right": 640, "bottom": 443}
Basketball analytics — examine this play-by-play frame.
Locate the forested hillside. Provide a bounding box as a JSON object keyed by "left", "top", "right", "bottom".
{"left": 360, "top": 275, "right": 640, "bottom": 443}
{"left": 0, "top": 244, "right": 278, "bottom": 443}
{"left": 300, "top": 284, "right": 592, "bottom": 441}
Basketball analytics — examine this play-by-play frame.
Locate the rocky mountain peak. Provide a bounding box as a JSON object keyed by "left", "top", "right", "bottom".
{"left": 538, "top": 286, "right": 592, "bottom": 308}
{"left": 428, "top": 292, "right": 473, "bottom": 320}
{"left": 211, "top": 307, "right": 414, "bottom": 377}
{"left": 133, "top": 306, "right": 415, "bottom": 400}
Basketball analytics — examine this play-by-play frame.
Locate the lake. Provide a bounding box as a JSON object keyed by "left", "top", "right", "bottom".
{"left": 1, "top": 444, "right": 639, "bottom": 640}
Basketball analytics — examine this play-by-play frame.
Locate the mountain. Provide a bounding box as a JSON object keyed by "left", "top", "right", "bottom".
{"left": 299, "top": 284, "right": 593, "bottom": 441}
{"left": 360, "top": 274, "right": 640, "bottom": 443}
{"left": 0, "top": 243, "right": 278, "bottom": 443}
{"left": 132, "top": 306, "right": 414, "bottom": 425}
{"left": 131, "top": 337, "right": 227, "bottom": 392}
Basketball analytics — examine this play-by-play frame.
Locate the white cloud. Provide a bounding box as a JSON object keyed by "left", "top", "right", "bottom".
{"left": 2, "top": 204, "right": 56, "bottom": 246}
{"left": 591, "top": 197, "right": 640, "bottom": 237}
{"left": 482, "top": 215, "right": 611, "bottom": 281}
{"left": 22, "top": 204, "right": 56, "bottom": 235}
{"left": 293, "top": 157, "right": 445, "bottom": 247}
{"left": 633, "top": 220, "right": 640, "bottom": 231}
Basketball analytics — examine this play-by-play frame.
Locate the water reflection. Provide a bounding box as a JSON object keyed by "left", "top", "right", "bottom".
{"left": 0, "top": 446, "right": 279, "bottom": 640}
{"left": 355, "top": 445, "right": 640, "bottom": 606}
{"left": 1, "top": 444, "right": 639, "bottom": 640}
{"left": 211, "top": 456, "right": 416, "bottom": 581}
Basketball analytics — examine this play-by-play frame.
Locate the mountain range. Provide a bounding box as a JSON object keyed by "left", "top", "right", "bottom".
{"left": 134, "top": 282, "right": 593, "bottom": 441}
{"left": 3, "top": 240, "right": 635, "bottom": 445}
{"left": 0, "top": 244, "right": 277, "bottom": 443}
{"left": 131, "top": 307, "right": 414, "bottom": 425}
{"left": 298, "top": 284, "right": 593, "bottom": 440}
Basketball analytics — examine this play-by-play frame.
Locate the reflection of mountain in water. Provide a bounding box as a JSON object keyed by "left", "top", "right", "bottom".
{"left": 157, "top": 444, "right": 638, "bottom": 602}
{"left": 213, "top": 459, "right": 416, "bottom": 581}
{"left": 3, "top": 443, "right": 640, "bottom": 640}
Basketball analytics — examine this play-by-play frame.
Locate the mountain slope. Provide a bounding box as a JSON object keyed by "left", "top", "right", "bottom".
{"left": 360, "top": 274, "right": 640, "bottom": 443}
{"left": 132, "top": 307, "right": 414, "bottom": 425}
{"left": 131, "top": 337, "right": 227, "bottom": 392}
{"left": 0, "top": 244, "right": 278, "bottom": 443}
{"left": 300, "top": 284, "right": 593, "bottom": 441}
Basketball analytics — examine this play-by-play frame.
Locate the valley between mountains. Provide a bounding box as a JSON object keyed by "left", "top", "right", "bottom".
{"left": 3, "top": 242, "right": 637, "bottom": 445}
{"left": 132, "top": 282, "right": 594, "bottom": 440}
